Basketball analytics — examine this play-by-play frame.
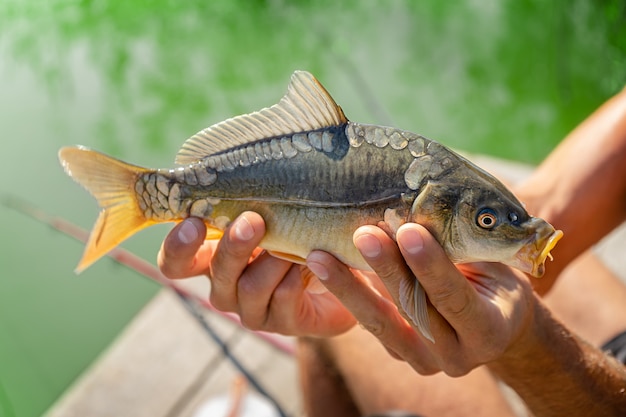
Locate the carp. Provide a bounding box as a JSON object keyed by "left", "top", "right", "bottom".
{"left": 59, "top": 71, "right": 562, "bottom": 342}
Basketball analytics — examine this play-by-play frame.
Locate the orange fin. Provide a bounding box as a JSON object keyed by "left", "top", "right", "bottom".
{"left": 267, "top": 250, "right": 307, "bottom": 265}
{"left": 58, "top": 146, "right": 153, "bottom": 273}
{"left": 204, "top": 225, "right": 224, "bottom": 240}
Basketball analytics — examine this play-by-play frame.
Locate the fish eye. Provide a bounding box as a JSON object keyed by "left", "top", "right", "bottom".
{"left": 476, "top": 208, "right": 498, "bottom": 229}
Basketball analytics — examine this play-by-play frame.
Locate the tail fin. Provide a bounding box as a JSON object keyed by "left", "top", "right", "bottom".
{"left": 58, "top": 146, "right": 154, "bottom": 273}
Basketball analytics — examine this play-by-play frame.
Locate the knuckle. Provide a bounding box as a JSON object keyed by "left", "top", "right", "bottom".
{"left": 357, "top": 298, "right": 400, "bottom": 340}
{"left": 437, "top": 351, "right": 476, "bottom": 377}
{"left": 372, "top": 261, "right": 406, "bottom": 282}
{"left": 272, "top": 280, "right": 297, "bottom": 302}
{"left": 159, "top": 261, "right": 182, "bottom": 279}
{"left": 208, "top": 292, "right": 233, "bottom": 312}
{"left": 360, "top": 316, "right": 389, "bottom": 339}
{"left": 236, "top": 276, "right": 258, "bottom": 297}
{"left": 207, "top": 259, "right": 238, "bottom": 291}
{"left": 239, "top": 314, "right": 263, "bottom": 331}
{"left": 442, "top": 362, "right": 473, "bottom": 377}
{"left": 220, "top": 233, "right": 253, "bottom": 259}
{"left": 158, "top": 262, "right": 173, "bottom": 277}
{"left": 431, "top": 285, "right": 473, "bottom": 319}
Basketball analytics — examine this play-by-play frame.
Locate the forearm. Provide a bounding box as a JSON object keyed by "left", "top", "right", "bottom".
{"left": 515, "top": 89, "right": 626, "bottom": 288}
{"left": 489, "top": 297, "right": 626, "bottom": 416}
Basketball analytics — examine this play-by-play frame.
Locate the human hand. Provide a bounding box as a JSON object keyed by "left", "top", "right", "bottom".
{"left": 306, "top": 223, "right": 536, "bottom": 376}
{"left": 157, "top": 213, "right": 356, "bottom": 336}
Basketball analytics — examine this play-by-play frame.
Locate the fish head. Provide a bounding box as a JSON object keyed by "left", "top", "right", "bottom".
{"left": 448, "top": 187, "right": 562, "bottom": 277}
{"left": 409, "top": 163, "right": 562, "bottom": 278}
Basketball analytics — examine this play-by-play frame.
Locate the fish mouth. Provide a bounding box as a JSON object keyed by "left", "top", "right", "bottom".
{"left": 513, "top": 228, "right": 564, "bottom": 278}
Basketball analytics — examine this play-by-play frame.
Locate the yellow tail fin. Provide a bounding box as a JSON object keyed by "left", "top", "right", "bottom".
{"left": 59, "top": 146, "right": 154, "bottom": 273}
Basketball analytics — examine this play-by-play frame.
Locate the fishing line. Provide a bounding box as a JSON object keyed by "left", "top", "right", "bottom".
{"left": 1, "top": 196, "right": 294, "bottom": 355}
{"left": 172, "top": 289, "right": 289, "bottom": 417}
{"left": 3, "top": 196, "right": 293, "bottom": 416}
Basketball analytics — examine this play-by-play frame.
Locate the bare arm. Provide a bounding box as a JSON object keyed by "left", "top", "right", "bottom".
{"left": 311, "top": 223, "right": 626, "bottom": 417}
{"left": 488, "top": 300, "right": 626, "bottom": 416}
{"left": 515, "top": 88, "right": 626, "bottom": 294}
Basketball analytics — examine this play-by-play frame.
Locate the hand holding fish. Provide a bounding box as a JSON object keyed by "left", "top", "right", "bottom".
{"left": 308, "top": 222, "right": 534, "bottom": 376}
{"left": 61, "top": 70, "right": 626, "bottom": 416}
{"left": 158, "top": 213, "right": 357, "bottom": 336}
{"left": 60, "top": 71, "right": 562, "bottom": 341}
{"left": 158, "top": 210, "right": 535, "bottom": 376}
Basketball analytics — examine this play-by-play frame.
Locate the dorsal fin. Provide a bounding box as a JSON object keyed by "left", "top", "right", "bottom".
{"left": 175, "top": 71, "right": 348, "bottom": 164}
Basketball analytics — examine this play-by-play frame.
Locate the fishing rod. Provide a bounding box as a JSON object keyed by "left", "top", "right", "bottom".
{"left": 175, "top": 291, "right": 288, "bottom": 417}
{"left": 2, "top": 196, "right": 294, "bottom": 356}
{"left": 3, "top": 196, "right": 293, "bottom": 417}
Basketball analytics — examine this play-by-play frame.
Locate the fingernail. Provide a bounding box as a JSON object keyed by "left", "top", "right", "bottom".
{"left": 354, "top": 233, "right": 382, "bottom": 258}
{"left": 399, "top": 228, "right": 424, "bottom": 255}
{"left": 233, "top": 216, "right": 254, "bottom": 241}
{"left": 307, "top": 261, "right": 329, "bottom": 281}
{"left": 178, "top": 220, "right": 199, "bottom": 244}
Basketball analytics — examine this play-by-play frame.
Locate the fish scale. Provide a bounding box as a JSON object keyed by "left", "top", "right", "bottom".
{"left": 195, "top": 124, "right": 416, "bottom": 205}
{"left": 58, "top": 70, "right": 562, "bottom": 343}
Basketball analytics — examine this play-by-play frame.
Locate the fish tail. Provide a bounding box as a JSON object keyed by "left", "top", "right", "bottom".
{"left": 58, "top": 146, "right": 154, "bottom": 273}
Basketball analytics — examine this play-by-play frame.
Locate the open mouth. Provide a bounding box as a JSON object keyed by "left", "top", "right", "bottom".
{"left": 515, "top": 228, "right": 563, "bottom": 277}
{"left": 539, "top": 229, "right": 563, "bottom": 263}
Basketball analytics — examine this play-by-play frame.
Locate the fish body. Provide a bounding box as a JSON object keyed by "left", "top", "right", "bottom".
{"left": 59, "top": 71, "right": 562, "bottom": 342}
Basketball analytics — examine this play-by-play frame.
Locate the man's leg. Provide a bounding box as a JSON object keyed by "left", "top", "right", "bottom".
{"left": 298, "top": 337, "right": 361, "bottom": 417}
{"left": 299, "top": 329, "right": 518, "bottom": 417}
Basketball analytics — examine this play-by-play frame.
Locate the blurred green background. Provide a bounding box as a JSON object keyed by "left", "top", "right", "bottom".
{"left": 0, "top": 0, "right": 624, "bottom": 415}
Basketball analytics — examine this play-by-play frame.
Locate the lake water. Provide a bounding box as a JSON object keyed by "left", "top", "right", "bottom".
{"left": 0, "top": 0, "right": 624, "bottom": 415}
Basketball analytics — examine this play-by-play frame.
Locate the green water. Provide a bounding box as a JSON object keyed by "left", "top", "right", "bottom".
{"left": 0, "top": 1, "right": 624, "bottom": 415}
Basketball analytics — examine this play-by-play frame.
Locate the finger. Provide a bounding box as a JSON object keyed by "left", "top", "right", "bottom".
{"left": 307, "top": 250, "right": 438, "bottom": 374}
{"left": 158, "top": 217, "right": 211, "bottom": 279}
{"left": 253, "top": 263, "right": 351, "bottom": 335}
{"left": 237, "top": 259, "right": 356, "bottom": 335}
{"left": 307, "top": 250, "right": 395, "bottom": 328}
{"left": 352, "top": 225, "right": 409, "bottom": 304}
{"left": 353, "top": 225, "right": 457, "bottom": 346}
{"left": 395, "top": 224, "right": 477, "bottom": 333}
{"left": 208, "top": 212, "right": 266, "bottom": 311}
{"left": 397, "top": 228, "right": 536, "bottom": 373}
{"left": 234, "top": 250, "right": 294, "bottom": 328}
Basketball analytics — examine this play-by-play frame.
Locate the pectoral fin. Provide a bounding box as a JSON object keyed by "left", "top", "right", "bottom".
{"left": 399, "top": 276, "right": 434, "bottom": 343}
{"left": 204, "top": 225, "right": 224, "bottom": 240}
{"left": 267, "top": 250, "right": 307, "bottom": 265}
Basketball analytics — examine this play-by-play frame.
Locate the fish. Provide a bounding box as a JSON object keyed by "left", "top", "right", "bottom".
{"left": 59, "top": 70, "right": 562, "bottom": 342}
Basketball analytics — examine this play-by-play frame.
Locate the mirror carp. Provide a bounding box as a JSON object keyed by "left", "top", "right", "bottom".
{"left": 59, "top": 71, "right": 562, "bottom": 342}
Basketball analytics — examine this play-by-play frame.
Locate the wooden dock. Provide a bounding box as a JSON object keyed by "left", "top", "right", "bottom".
{"left": 44, "top": 275, "right": 303, "bottom": 417}
{"left": 43, "top": 155, "right": 626, "bottom": 417}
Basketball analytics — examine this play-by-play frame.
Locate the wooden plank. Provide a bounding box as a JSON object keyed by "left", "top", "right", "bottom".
{"left": 176, "top": 320, "right": 302, "bottom": 417}
{"left": 44, "top": 154, "right": 626, "bottom": 417}
{"left": 44, "top": 289, "right": 298, "bottom": 417}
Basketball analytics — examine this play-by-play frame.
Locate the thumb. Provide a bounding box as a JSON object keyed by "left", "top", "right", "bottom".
{"left": 395, "top": 224, "right": 475, "bottom": 325}
{"left": 158, "top": 217, "right": 207, "bottom": 278}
